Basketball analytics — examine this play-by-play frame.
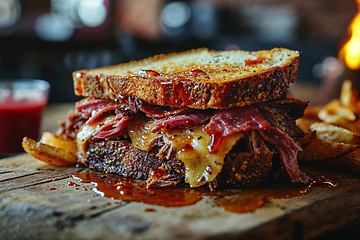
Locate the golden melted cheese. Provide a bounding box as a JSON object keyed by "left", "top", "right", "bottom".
{"left": 128, "top": 119, "right": 244, "bottom": 187}
{"left": 163, "top": 124, "right": 244, "bottom": 187}
{"left": 127, "top": 118, "right": 162, "bottom": 151}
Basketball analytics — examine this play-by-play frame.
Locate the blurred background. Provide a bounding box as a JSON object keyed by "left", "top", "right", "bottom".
{"left": 0, "top": 0, "right": 359, "bottom": 103}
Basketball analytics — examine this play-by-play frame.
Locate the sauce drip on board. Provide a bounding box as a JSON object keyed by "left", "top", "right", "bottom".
{"left": 71, "top": 172, "right": 338, "bottom": 213}
{"left": 67, "top": 181, "right": 80, "bottom": 187}
{"left": 209, "top": 176, "right": 338, "bottom": 213}
{"left": 72, "top": 172, "right": 203, "bottom": 207}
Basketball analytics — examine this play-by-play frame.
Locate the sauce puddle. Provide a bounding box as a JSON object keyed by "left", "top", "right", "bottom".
{"left": 208, "top": 176, "right": 338, "bottom": 213}
{"left": 72, "top": 172, "right": 203, "bottom": 207}
{"left": 71, "top": 172, "right": 338, "bottom": 213}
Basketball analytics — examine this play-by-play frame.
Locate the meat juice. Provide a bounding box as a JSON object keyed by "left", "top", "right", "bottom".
{"left": 0, "top": 80, "right": 49, "bottom": 153}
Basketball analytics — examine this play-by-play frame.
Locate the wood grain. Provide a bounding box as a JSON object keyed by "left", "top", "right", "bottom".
{"left": 1, "top": 154, "right": 360, "bottom": 240}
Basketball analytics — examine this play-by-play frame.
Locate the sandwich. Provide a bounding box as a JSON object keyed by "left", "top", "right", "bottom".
{"left": 24, "top": 48, "right": 309, "bottom": 190}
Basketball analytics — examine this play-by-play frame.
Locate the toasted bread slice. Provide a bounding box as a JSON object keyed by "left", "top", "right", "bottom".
{"left": 73, "top": 48, "right": 299, "bottom": 109}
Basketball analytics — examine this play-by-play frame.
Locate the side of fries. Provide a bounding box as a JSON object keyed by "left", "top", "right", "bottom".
{"left": 297, "top": 79, "right": 360, "bottom": 172}
{"left": 22, "top": 132, "right": 78, "bottom": 167}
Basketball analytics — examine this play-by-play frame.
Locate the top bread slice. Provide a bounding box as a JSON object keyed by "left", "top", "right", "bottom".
{"left": 73, "top": 48, "right": 299, "bottom": 109}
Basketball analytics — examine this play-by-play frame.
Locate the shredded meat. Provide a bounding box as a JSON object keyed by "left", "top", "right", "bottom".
{"left": 259, "top": 127, "right": 309, "bottom": 183}
{"left": 208, "top": 178, "right": 218, "bottom": 191}
{"left": 92, "top": 110, "right": 136, "bottom": 140}
{"left": 256, "top": 98, "right": 308, "bottom": 138}
{"left": 56, "top": 111, "right": 86, "bottom": 140}
{"left": 139, "top": 101, "right": 196, "bottom": 118}
{"left": 151, "top": 111, "right": 213, "bottom": 133}
{"left": 75, "top": 98, "right": 127, "bottom": 122}
{"left": 146, "top": 168, "right": 179, "bottom": 188}
{"left": 204, "top": 106, "right": 270, "bottom": 153}
{"left": 156, "top": 142, "right": 174, "bottom": 160}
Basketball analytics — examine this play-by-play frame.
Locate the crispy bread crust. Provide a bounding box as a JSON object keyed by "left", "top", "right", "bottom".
{"left": 73, "top": 48, "right": 299, "bottom": 109}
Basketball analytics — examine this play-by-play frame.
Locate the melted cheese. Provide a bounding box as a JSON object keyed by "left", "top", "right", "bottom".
{"left": 163, "top": 125, "right": 244, "bottom": 187}
{"left": 128, "top": 119, "right": 244, "bottom": 187}
{"left": 127, "top": 118, "right": 162, "bottom": 151}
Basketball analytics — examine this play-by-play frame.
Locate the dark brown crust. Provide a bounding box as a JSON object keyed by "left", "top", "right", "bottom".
{"left": 73, "top": 48, "right": 299, "bottom": 109}
{"left": 219, "top": 131, "right": 274, "bottom": 187}
{"left": 85, "top": 140, "right": 185, "bottom": 182}
{"left": 256, "top": 98, "right": 308, "bottom": 138}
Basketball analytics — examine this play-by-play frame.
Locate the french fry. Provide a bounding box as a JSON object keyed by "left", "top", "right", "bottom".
{"left": 298, "top": 139, "right": 359, "bottom": 162}
{"left": 22, "top": 137, "right": 77, "bottom": 167}
{"left": 40, "top": 132, "right": 77, "bottom": 154}
{"left": 318, "top": 99, "right": 356, "bottom": 124}
{"left": 319, "top": 149, "right": 360, "bottom": 173}
{"left": 296, "top": 118, "right": 318, "bottom": 133}
{"left": 310, "top": 122, "right": 360, "bottom": 145}
{"left": 297, "top": 79, "right": 360, "bottom": 173}
{"left": 340, "top": 79, "right": 360, "bottom": 115}
{"left": 297, "top": 131, "right": 317, "bottom": 146}
{"left": 344, "top": 119, "right": 360, "bottom": 135}
{"left": 302, "top": 105, "right": 323, "bottom": 119}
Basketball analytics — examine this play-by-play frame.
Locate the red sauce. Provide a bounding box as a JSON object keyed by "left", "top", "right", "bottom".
{"left": 189, "top": 69, "right": 206, "bottom": 76}
{"left": 145, "top": 208, "right": 156, "bottom": 212}
{"left": 181, "top": 144, "right": 194, "bottom": 152}
{"left": 149, "top": 168, "right": 165, "bottom": 178}
{"left": 67, "top": 181, "right": 80, "bottom": 187}
{"left": 117, "top": 93, "right": 128, "bottom": 103}
{"left": 160, "top": 79, "right": 195, "bottom": 107}
{"left": 74, "top": 72, "right": 85, "bottom": 94}
{"left": 49, "top": 188, "right": 56, "bottom": 191}
{"left": 72, "top": 172, "right": 203, "bottom": 207}
{"left": 0, "top": 98, "right": 47, "bottom": 153}
{"left": 209, "top": 176, "right": 338, "bottom": 213}
{"left": 71, "top": 172, "right": 338, "bottom": 213}
{"left": 138, "top": 70, "right": 159, "bottom": 77}
{"left": 244, "top": 57, "right": 266, "bottom": 66}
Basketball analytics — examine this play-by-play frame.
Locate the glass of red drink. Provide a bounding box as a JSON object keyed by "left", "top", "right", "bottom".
{"left": 0, "top": 80, "right": 50, "bottom": 154}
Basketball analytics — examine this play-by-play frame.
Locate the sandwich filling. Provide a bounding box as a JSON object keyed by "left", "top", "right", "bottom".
{"left": 58, "top": 95, "right": 308, "bottom": 188}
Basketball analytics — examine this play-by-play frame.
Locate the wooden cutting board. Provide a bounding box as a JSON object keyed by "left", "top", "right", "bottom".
{"left": 1, "top": 154, "right": 360, "bottom": 240}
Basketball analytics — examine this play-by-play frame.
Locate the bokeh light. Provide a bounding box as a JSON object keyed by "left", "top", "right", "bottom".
{"left": 0, "top": 0, "right": 20, "bottom": 31}
{"left": 78, "top": 0, "right": 107, "bottom": 27}
{"left": 35, "top": 13, "right": 74, "bottom": 42}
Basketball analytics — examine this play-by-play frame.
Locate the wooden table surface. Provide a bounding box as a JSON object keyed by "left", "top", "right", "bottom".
{"left": 1, "top": 84, "right": 360, "bottom": 240}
